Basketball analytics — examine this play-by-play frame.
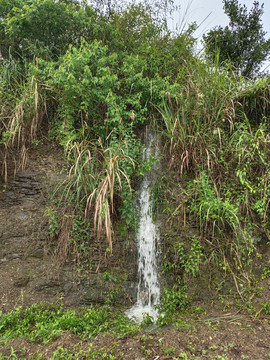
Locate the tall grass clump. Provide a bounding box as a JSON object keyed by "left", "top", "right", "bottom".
{"left": 236, "top": 75, "right": 270, "bottom": 125}
{"left": 59, "top": 138, "right": 136, "bottom": 254}
{"left": 156, "top": 58, "right": 240, "bottom": 177}
{"left": 0, "top": 69, "right": 47, "bottom": 181}
{"left": 156, "top": 55, "right": 270, "bottom": 291}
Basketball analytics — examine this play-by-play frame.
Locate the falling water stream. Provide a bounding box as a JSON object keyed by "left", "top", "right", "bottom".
{"left": 126, "top": 130, "right": 160, "bottom": 322}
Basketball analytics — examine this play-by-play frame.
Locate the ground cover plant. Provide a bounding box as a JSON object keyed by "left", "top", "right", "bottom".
{"left": 0, "top": 302, "right": 269, "bottom": 359}
{"left": 0, "top": 303, "right": 139, "bottom": 344}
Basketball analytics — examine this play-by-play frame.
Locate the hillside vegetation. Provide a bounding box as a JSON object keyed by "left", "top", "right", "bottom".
{"left": 0, "top": 0, "right": 270, "bottom": 330}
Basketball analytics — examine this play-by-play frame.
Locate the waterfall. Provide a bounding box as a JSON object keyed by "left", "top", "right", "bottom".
{"left": 126, "top": 130, "right": 160, "bottom": 322}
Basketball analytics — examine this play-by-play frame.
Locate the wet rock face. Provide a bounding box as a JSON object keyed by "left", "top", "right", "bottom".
{"left": 1, "top": 172, "right": 41, "bottom": 207}
{"left": 0, "top": 151, "right": 66, "bottom": 311}
{"left": 0, "top": 172, "right": 42, "bottom": 259}
{"left": 0, "top": 146, "right": 138, "bottom": 312}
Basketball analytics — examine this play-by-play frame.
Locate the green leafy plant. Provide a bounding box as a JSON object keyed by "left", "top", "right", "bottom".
{"left": 50, "top": 344, "right": 117, "bottom": 360}
{"left": 45, "top": 207, "right": 59, "bottom": 239}
{"left": 157, "top": 285, "right": 190, "bottom": 326}
{"left": 0, "top": 302, "right": 139, "bottom": 344}
{"left": 261, "top": 265, "right": 270, "bottom": 280}
{"left": 261, "top": 302, "right": 270, "bottom": 315}
{"left": 161, "top": 344, "right": 176, "bottom": 356}
{"left": 188, "top": 172, "right": 240, "bottom": 236}
{"left": 177, "top": 238, "right": 204, "bottom": 277}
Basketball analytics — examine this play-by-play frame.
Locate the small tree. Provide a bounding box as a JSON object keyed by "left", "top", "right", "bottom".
{"left": 203, "top": 0, "right": 270, "bottom": 77}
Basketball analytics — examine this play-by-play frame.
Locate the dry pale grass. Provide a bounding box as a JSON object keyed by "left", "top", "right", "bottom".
{"left": 0, "top": 76, "right": 47, "bottom": 181}
{"left": 64, "top": 139, "right": 135, "bottom": 254}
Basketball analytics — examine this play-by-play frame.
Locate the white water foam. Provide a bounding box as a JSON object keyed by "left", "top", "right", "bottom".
{"left": 126, "top": 131, "right": 160, "bottom": 323}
